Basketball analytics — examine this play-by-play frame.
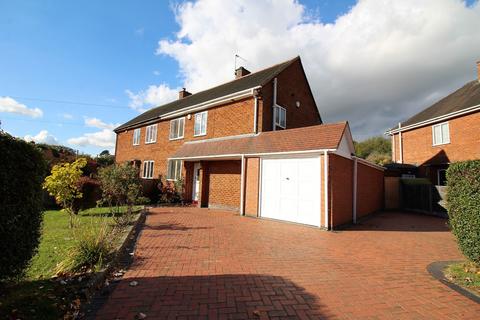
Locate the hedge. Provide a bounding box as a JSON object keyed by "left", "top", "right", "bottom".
{"left": 447, "top": 160, "right": 480, "bottom": 265}
{"left": 0, "top": 132, "right": 47, "bottom": 280}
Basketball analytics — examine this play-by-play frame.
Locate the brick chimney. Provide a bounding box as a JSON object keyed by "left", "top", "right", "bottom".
{"left": 235, "top": 66, "right": 251, "bottom": 79}
{"left": 477, "top": 60, "right": 480, "bottom": 82}
{"left": 179, "top": 88, "right": 191, "bottom": 99}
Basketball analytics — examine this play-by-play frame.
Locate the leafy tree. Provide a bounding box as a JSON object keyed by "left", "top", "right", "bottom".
{"left": 98, "top": 163, "right": 148, "bottom": 226}
{"left": 99, "top": 150, "right": 110, "bottom": 156}
{"left": 0, "top": 132, "right": 46, "bottom": 281}
{"left": 354, "top": 136, "right": 392, "bottom": 165}
{"left": 43, "top": 158, "right": 88, "bottom": 228}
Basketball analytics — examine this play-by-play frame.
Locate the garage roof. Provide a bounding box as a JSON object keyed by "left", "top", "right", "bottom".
{"left": 170, "top": 122, "right": 348, "bottom": 159}
{"left": 115, "top": 57, "right": 299, "bottom": 132}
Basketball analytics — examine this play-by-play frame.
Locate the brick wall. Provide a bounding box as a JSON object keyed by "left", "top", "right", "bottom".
{"left": 115, "top": 97, "right": 255, "bottom": 179}
{"left": 204, "top": 160, "right": 241, "bottom": 211}
{"left": 329, "top": 154, "right": 354, "bottom": 227}
{"left": 244, "top": 157, "right": 260, "bottom": 216}
{"left": 356, "top": 162, "right": 384, "bottom": 219}
{"left": 260, "top": 59, "right": 322, "bottom": 131}
{"left": 392, "top": 111, "right": 480, "bottom": 165}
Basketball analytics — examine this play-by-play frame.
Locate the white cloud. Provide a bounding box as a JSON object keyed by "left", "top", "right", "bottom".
{"left": 68, "top": 129, "right": 116, "bottom": 149}
{"left": 67, "top": 117, "right": 118, "bottom": 152}
{"left": 63, "top": 113, "right": 73, "bottom": 119}
{"left": 153, "top": 70, "right": 161, "bottom": 76}
{"left": 84, "top": 117, "right": 119, "bottom": 130}
{"left": 126, "top": 84, "right": 179, "bottom": 112}
{"left": 24, "top": 130, "right": 59, "bottom": 145}
{"left": 155, "top": 0, "right": 480, "bottom": 139}
{"left": 0, "top": 96, "right": 43, "bottom": 118}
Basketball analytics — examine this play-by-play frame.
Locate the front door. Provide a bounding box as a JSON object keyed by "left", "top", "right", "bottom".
{"left": 192, "top": 162, "right": 201, "bottom": 202}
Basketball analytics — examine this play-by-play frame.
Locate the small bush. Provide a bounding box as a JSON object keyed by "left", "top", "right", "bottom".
{"left": 73, "top": 176, "right": 102, "bottom": 211}
{"left": 157, "top": 175, "right": 184, "bottom": 204}
{"left": 56, "top": 220, "right": 112, "bottom": 274}
{"left": 447, "top": 160, "right": 480, "bottom": 265}
{"left": 0, "top": 132, "right": 46, "bottom": 281}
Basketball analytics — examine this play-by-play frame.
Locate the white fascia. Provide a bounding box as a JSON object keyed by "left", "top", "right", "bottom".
{"left": 161, "top": 86, "right": 261, "bottom": 120}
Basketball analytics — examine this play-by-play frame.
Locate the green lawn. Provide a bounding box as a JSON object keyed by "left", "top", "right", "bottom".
{"left": 0, "top": 206, "right": 142, "bottom": 319}
{"left": 446, "top": 261, "right": 480, "bottom": 296}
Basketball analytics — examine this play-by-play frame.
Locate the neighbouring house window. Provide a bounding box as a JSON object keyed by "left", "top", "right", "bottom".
{"left": 145, "top": 124, "right": 157, "bottom": 144}
{"left": 432, "top": 122, "right": 450, "bottom": 146}
{"left": 273, "top": 105, "right": 286, "bottom": 130}
{"left": 437, "top": 169, "right": 447, "bottom": 186}
{"left": 167, "top": 160, "right": 182, "bottom": 181}
{"left": 143, "top": 160, "right": 154, "bottom": 179}
{"left": 169, "top": 117, "right": 185, "bottom": 140}
{"left": 133, "top": 128, "right": 141, "bottom": 145}
{"left": 194, "top": 111, "right": 208, "bottom": 136}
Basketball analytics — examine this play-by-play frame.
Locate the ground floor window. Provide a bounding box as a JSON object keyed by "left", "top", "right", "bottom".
{"left": 143, "top": 160, "right": 154, "bottom": 179}
{"left": 167, "top": 160, "right": 182, "bottom": 181}
{"left": 437, "top": 169, "right": 447, "bottom": 186}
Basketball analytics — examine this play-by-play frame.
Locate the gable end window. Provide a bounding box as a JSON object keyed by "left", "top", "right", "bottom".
{"left": 133, "top": 128, "right": 141, "bottom": 145}
{"left": 145, "top": 124, "right": 157, "bottom": 144}
{"left": 143, "top": 160, "right": 154, "bottom": 179}
{"left": 167, "top": 160, "right": 182, "bottom": 181}
{"left": 273, "top": 105, "right": 286, "bottom": 130}
{"left": 194, "top": 111, "right": 208, "bottom": 136}
{"left": 169, "top": 117, "right": 185, "bottom": 140}
{"left": 432, "top": 122, "right": 450, "bottom": 146}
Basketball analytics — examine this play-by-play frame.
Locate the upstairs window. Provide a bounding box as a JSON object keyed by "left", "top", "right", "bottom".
{"left": 167, "top": 160, "right": 182, "bottom": 181}
{"left": 194, "top": 111, "right": 208, "bottom": 136}
{"left": 169, "top": 117, "right": 185, "bottom": 140}
{"left": 273, "top": 105, "right": 286, "bottom": 130}
{"left": 133, "top": 128, "right": 141, "bottom": 145}
{"left": 145, "top": 124, "right": 157, "bottom": 144}
{"left": 143, "top": 160, "right": 154, "bottom": 179}
{"left": 432, "top": 122, "right": 450, "bottom": 146}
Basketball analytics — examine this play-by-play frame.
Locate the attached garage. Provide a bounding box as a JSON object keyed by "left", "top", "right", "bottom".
{"left": 260, "top": 157, "right": 321, "bottom": 226}
{"left": 170, "top": 122, "right": 385, "bottom": 230}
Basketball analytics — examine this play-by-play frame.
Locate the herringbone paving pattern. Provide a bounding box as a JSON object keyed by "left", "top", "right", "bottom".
{"left": 96, "top": 208, "right": 479, "bottom": 319}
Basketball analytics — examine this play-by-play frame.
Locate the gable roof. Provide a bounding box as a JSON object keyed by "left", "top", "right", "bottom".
{"left": 391, "top": 80, "right": 480, "bottom": 132}
{"left": 170, "top": 122, "right": 348, "bottom": 159}
{"left": 115, "top": 57, "right": 300, "bottom": 132}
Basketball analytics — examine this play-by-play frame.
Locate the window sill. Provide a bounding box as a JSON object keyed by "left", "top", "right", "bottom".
{"left": 432, "top": 142, "right": 450, "bottom": 147}
{"left": 193, "top": 133, "right": 207, "bottom": 137}
{"left": 145, "top": 141, "right": 157, "bottom": 144}
{"left": 169, "top": 137, "right": 184, "bottom": 141}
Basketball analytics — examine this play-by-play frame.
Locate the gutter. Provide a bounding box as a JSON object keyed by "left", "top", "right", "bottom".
{"left": 385, "top": 103, "right": 480, "bottom": 135}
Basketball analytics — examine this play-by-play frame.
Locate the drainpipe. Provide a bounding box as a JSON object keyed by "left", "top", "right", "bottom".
{"left": 323, "top": 150, "right": 329, "bottom": 229}
{"left": 272, "top": 78, "right": 277, "bottom": 131}
{"left": 253, "top": 95, "right": 258, "bottom": 134}
{"left": 398, "top": 122, "right": 403, "bottom": 164}
{"left": 240, "top": 154, "right": 246, "bottom": 216}
{"left": 353, "top": 157, "right": 358, "bottom": 224}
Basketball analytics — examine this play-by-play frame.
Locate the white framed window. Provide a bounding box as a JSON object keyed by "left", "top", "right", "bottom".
{"left": 133, "top": 128, "right": 141, "bottom": 145}
{"left": 194, "top": 111, "right": 208, "bottom": 136}
{"left": 145, "top": 124, "right": 157, "bottom": 144}
{"left": 167, "top": 160, "right": 182, "bottom": 181}
{"left": 169, "top": 117, "right": 185, "bottom": 140}
{"left": 273, "top": 105, "right": 286, "bottom": 129}
{"left": 143, "top": 160, "right": 154, "bottom": 179}
{"left": 432, "top": 122, "right": 450, "bottom": 146}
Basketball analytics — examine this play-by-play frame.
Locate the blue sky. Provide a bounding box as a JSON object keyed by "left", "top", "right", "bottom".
{"left": 1, "top": 0, "right": 479, "bottom": 155}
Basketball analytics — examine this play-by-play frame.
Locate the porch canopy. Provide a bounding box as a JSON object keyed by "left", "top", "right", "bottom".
{"left": 169, "top": 122, "right": 348, "bottom": 161}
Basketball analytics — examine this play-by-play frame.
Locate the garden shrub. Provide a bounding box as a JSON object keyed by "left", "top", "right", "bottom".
{"left": 447, "top": 160, "right": 480, "bottom": 265}
{"left": 157, "top": 175, "right": 185, "bottom": 204}
{"left": 0, "top": 132, "right": 46, "bottom": 281}
{"left": 73, "top": 176, "right": 102, "bottom": 211}
{"left": 56, "top": 219, "right": 112, "bottom": 274}
{"left": 98, "top": 163, "right": 148, "bottom": 227}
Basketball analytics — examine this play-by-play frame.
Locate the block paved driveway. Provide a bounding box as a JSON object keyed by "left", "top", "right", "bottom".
{"left": 95, "top": 208, "right": 480, "bottom": 319}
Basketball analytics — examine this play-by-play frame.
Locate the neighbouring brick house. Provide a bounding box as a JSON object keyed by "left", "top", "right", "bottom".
{"left": 115, "top": 57, "right": 384, "bottom": 229}
{"left": 386, "top": 61, "right": 480, "bottom": 185}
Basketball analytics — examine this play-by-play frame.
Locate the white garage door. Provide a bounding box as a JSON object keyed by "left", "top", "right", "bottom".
{"left": 260, "top": 157, "right": 321, "bottom": 227}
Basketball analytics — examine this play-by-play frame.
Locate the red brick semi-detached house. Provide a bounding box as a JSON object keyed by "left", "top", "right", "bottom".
{"left": 386, "top": 61, "right": 480, "bottom": 185}
{"left": 115, "top": 57, "right": 384, "bottom": 229}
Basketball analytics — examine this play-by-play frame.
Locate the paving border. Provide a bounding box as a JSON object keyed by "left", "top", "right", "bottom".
{"left": 427, "top": 260, "right": 480, "bottom": 304}
{"left": 81, "top": 208, "right": 148, "bottom": 319}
